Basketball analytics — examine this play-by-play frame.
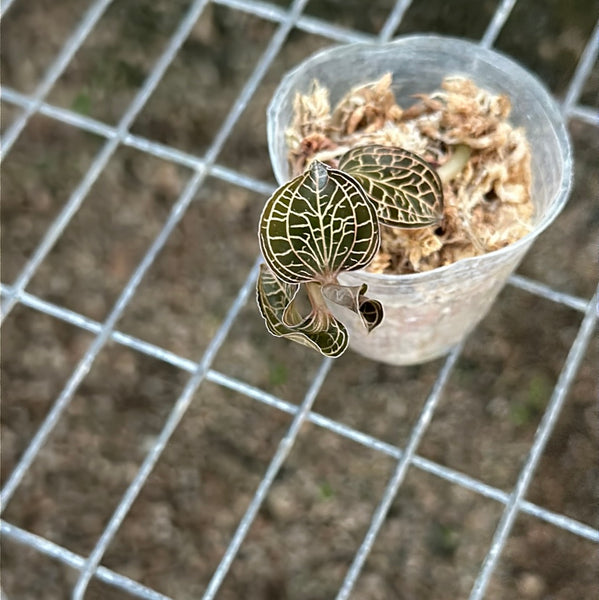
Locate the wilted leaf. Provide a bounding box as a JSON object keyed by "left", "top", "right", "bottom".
{"left": 256, "top": 264, "right": 301, "bottom": 334}
{"left": 338, "top": 144, "right": 443, "bottom": 228}
{"left": 259, "top": 160, "right": 380, "bottom": 285}
{"left": 256, "top": 264, "right": 349, "bottom": 357}
{"left": 321, "top": 283, "right": 384, "bottom": 333}
{"left": 291, "top": 310, "right": 350, "bottom": 357}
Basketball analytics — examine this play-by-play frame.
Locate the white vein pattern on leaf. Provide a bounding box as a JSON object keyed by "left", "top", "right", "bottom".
{"left": 261, "top": 164, "right": 378, "bottom": 284}
{"left": 261, "top": 175, "right": 311, "bottom": 283}
{"left": 328, "top": 170, "right": 378, "bottom": 274}
{"left": 338, "top": 145, "right": 442, "bottom": 227}
{"left": 358, "top": 168, "right": 436, "bottom": 224}
{"left": 290, "top": 167, "right": 330, "bottom": 273}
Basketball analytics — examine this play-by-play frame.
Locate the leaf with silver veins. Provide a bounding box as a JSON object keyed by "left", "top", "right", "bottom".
{"left": 259, "top": 160, "right": 380, "bottom": 285}
{"left": 338, "top": 144, "right": 443, "bottom": 228}
{"left": 256, "top": 264, "right": 349, "bottom": 357}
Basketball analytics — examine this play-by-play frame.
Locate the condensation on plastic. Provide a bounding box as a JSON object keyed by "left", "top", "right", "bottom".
{"left": 267, "top": 36, "right": 573, "bottom": 365}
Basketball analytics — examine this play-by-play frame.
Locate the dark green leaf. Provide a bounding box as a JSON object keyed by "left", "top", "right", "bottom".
{"left": 256, "top": 264, "right": 349, "bottom": 357}
{"left": 256, "top": 264, "right": 301, "bottom": 334}
{"left": 358, "top": 297, "right": 384, "bottom": 332}
{"left": 338, "top": 144, "right": 443, "bottom": 228}
{"left": 321, "top": 283, "right": 384, "bottom": 333}
{"left": 259, "top": 160, "right": 380, "bottom": 285}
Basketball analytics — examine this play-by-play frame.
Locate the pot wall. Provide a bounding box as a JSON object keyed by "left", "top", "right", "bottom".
{"left": 334, "top": 244, "right": 529, "bottom": 364}
{"left": 267, "top": 36, "right": 572, "bottom": 365}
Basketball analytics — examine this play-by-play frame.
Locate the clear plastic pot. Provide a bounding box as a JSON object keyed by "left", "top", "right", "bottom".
{"left": 266, "top": 35, "right": 572, "bottom": 365}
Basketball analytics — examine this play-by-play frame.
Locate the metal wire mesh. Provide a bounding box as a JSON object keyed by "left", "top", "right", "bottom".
{"left": 1, "top": 0, "right": 598, "bottom": 598}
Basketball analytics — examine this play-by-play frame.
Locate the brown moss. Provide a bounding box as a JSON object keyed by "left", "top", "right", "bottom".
{"left": 286, "top": 74, "right": 533, "bottom": 274}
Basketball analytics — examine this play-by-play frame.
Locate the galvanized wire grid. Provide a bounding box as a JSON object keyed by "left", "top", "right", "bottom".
{"left": 1, "top": 0, "right": 597, "bottom": 598}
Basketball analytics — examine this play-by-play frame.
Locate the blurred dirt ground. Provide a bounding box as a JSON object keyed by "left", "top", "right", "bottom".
{"left": 1, "top": 1, "right": 598, "bottom": 599}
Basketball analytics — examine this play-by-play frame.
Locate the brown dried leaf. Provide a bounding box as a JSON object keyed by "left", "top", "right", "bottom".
{"left": 331, "top": 72, "right": 403, "bottom": 136}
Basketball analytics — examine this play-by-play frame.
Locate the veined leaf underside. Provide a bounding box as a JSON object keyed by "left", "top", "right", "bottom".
{"left": 321, "top": 283, "right": 384, "bottom": 333}
{"left": 259, "top": 160, "right": 380, "bottom": 285}
{"left": 338, "top": 145, "right": 444, "bottom": 228}
{"left": 256, "top": 264, "right": 349, "bottom": 357}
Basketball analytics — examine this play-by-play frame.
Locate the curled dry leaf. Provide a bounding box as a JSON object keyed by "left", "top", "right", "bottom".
{"left": 256, "top": 264, "right": 350, "bottom": 357}
{"left": 321, "top": 282, "right": 383, "bottom": 333}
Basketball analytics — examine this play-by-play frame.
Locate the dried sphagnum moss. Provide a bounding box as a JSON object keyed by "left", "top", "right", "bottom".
{"left": 286, "top": 74, "right": 533, "bottom": 274}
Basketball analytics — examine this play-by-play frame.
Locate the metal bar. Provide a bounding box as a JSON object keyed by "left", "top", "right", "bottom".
{"left": 70, "top": 258, "right": 261, "bottom": 599}
{"left": 1, "top": 1, "right": 597, "bottom": 598}
{"left": 4, "top": 87, "right": 599, "bottom": 182}
{"left": 1, "top": 87, "right": 119, "bottom": 138}
{"left": 0, "top": 0, "right": 17, "bottom": 21}
{"left": 3, "top": 291, "right": 598, "bottom": 545}
{"left": 2, "top": 83, "right": 598, "bottom": 237}
{"left": 0, "top": 284, "right": 200, "bottom": 373}
{"left": 199, "top": 0, "right": 309, "bottom": 167}
{"left": 215, "top": 0, "right": 286, "bottom": 22}
{"left": 214, "top": 0, "right": 373, "bottom": 43}
{"left": 2, "top": 85, "right": 598, "bottom": 208}
{"left": 465, "top": 22, "right": 599, "bottom": 594}
{"left": 378, "top": 0, "right": 413, "bottom": 43}
{"left": 562, "top": 19, "right": 599, "bottom": 113}
{"left": 480, "top": 0, "right": 518, "bottom": 48}
{"left": 508, "top": 274, "right": 589, "bottom": 313}
{"left": 469, "top": 287, "right": 599, "bottom": 600}
{"left": 202, "top": 358, "right": 333, "bottom": 599}
{"left": 0, "top": 0, "right": 212, "bottom": 509}
{"left": 336, "top": 344, "right": 463, "bottom": 599}
{"left": 212, "top": 4, "right": 450, "bottom": 595}
{"left": 0, "top": 167, "right": 201, "bottom": 510}
{"left": 0, "top": 86, "right": 276, "bottom": 196}
{"left": 568, "top": 104, "right": 599, "bottom": 126}
{"left": 210, "top": 369, "right": 599, "bottom": 544}
{"left": 209, "top": 369, "right": 599, "bottom": 544}
{"left": 0, "top": 0, "right": 113, "bottom": 161}
{"left": 0, "top": 0, "right": 211, "bottom": 324}
{"left": 4, "top": 73, "right": 598, "bottom": 314}
{"left": 0, "top": 521, "right": 172, "bottom": 600}
{"left": 71, "top": 2, "right": 310, "bottom": 595}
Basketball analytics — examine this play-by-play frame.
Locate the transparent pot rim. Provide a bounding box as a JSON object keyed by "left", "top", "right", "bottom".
{"left": 267, "top": 34, "right": 573, "bottom": 283}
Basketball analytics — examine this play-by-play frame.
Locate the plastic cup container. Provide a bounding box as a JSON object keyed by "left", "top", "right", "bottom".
{"left": 266, "top": 35, "right": 573, "bottom": 365}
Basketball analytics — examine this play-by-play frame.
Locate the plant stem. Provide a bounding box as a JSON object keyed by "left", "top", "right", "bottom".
{"left": 437, "top": 144, "right": 471, "bottom": 183}
{"left": 305, "top": 281, "right": 329, "bottom": 314}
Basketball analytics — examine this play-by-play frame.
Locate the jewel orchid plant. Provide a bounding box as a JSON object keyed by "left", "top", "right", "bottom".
{"left": 256, "top": 144, "right": 448, "bottom": 357}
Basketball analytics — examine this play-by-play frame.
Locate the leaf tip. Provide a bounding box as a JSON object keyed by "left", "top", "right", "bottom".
{"left": 309, "top": 160, "right": 330, "bottom": 192}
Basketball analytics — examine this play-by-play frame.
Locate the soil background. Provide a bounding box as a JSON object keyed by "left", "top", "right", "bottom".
{"left": 1, "top": 1, "right": 598, "bottom": 599}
